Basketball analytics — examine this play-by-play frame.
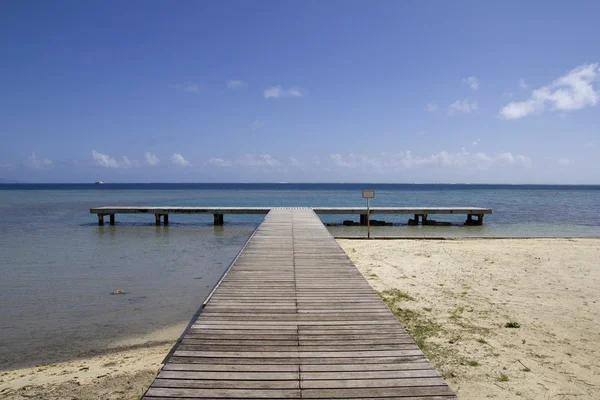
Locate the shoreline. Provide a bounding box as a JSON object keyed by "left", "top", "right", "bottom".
{"left": 2, "top": 238, "right": 599, "bottom": 399}
{"left": 0, "top": 322, "right": 188, "bottom": 399}
{"left": 0, "top": 340, "right": 173, "bottom": 400}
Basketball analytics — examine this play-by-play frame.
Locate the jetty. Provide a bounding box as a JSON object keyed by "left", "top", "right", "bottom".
{"left": 142, "top": 208, "right": 457, "bottom": 399}
{"left": 91, "top": 206, "right": 491, "bottom": 226}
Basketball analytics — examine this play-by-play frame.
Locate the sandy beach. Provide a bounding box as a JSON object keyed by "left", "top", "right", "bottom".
{"left": 339, "top": 238, "right": 600, "bottom": 400}
{"left": 2, "top": 238, "right": 599, "bottom": 399}
{"left": 0, "top": 342, "right": 169, "bottom": 400}
{"left": 0, "top": 322, "right": 188, "bottom": 400}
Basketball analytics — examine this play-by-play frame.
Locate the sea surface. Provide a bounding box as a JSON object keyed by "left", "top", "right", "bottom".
{"left": 1, "top": 183, "right": 599, "bottom": 369}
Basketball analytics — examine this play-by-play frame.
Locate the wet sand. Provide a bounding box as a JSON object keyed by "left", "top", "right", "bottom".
{"left": 0, "top": 322, "right": 187, "bottom": 400}
{"left": 338, "top": 238, "right": 600, "bottom": 400}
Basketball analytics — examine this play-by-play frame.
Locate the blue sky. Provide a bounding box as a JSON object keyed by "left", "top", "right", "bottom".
{"left": 1, "top": 1, "right": 599, "bottom": 183}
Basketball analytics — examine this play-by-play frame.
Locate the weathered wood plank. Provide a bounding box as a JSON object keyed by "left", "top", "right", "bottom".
{"left": 142, "top": 208, "right": 456, "bottom": 399}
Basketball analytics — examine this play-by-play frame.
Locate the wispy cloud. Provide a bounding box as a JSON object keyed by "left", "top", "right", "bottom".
{"left": 558, "top": 158, "right": 572, "bottom": 167}
{"left": 264, "top": 85, "right": 304, "bottom": 99}
{"left": 92, "top": 150, "right": 119, "bottom": 168}
{"left": 171, "top": 83, "right": 200, "bottom": 93}
{"left": 91, "top": 151, "right": 141, "bottom": 168}
{"left": 171, "top": 153, "right": 191, "bottom": 167}
{"left": 426, "top": 103, "right": 439, "bottom": 112}
{"left": 330, "top": 150, "right": 531, "bottom": 170}
{"left": 27, "top": 153, "right": 53, "bottom": 169}
{"left": 472, "top": 138, "right": 480, "bottom": 146}
{"left": 500, "top": 63, "right": 599, "bottom": 119}
{"left": 519, "top": 78, "right": 529, "bottom": 90}
{"left": 238, "top": 154, "right": 281, "bottom": 166}
{"left": 227, "top": 80, "right": 246, "bottom": 89}
{"left": 464, "top": 76, "right": 479, "bottom": 90}
{"left": 145, "top": 152, "right": 159, "bottom": 166}
{"left": 448, "top": 98, "right": 478, "bottom": 116}
{"left": 251, "top": 120, "right": 265, "bottom": 130}
{"left": 289, "top": 157, "right": 302, "bottom": 167}
{"left": 330, "top": 153, "right": 382, "bottom": 169}
{"left": 205, "top": 154, "right": 282, "bottom": 167}
{"left": 207, "top": 158, "right": 232, "bottom": 167}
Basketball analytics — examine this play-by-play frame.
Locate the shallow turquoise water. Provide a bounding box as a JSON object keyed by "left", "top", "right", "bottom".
{"left": 0, "top": 184, "right": 599, "bottom": 368}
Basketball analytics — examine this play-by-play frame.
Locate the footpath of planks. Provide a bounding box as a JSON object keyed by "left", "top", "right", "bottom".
{"left": 143, "top": 208, "right": 457, "bottom": 399}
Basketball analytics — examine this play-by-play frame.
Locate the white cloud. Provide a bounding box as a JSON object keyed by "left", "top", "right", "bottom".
{"left": 330, "top": 153, "right": 382, "bottom": 170}
{"left": 558, "top": 158, "right": 572, "bottom": 167}
{"left": 464, "top": 76, "right": 479, "bottom": 90}
{"left": 264, "top": 85, "right": 304, "bottom": 99}
{"left": 330, "top": 150, "right": 531, "bottom": 170}
{"left": 426, "top": 103, "right": 439, "bottom": 112}
{"left": 27, "top": 153, "right": 53, "bottom": 169}
{"left": 207, "top": 158, "right": 232, "bottom": 167}
{"left": 286, "top": 88, "right": 303, "bottom": 97}
{"left": 289, "top": 157, "right": 302, "bottom": 167}
{"left": 171, "top": 153, "right": 191, "bottom": 167}
{"left": 519, "top": 78, "right": 529, "bottom": 90}
{"left": 251, "top": 120, "right": 265, "bottom": 130}
{"left": 206, "top": 154, "right": 283, "bottom": 167}
{"left": 122, "top": 156, "right": 132, "bottom": 167}
{"left": 171, "top": 83, "right": 200, "bottom": 93}
{"left": 238, "top": 154, "right": 281, "bottom": 167}
{"left": 227, "top": 80, "right": 246, "bottom": 89}
{"left": 472, "top": 138, "right": 480, "bottom": 146}
{"left": 92, "top": 150, "right": 119, "bottom": 168}
{"left": 500, "top": 63, "right": 600, "bottom": 119}
{"left": 448, "top": 98, "right": 478, "bottom": 116}
{"left": 145, "top": 152, "right": 159, "bottom": 166}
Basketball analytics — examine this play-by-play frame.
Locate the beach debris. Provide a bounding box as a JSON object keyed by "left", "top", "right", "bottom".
{"left": 517, "top": 359, "right": 531, "bottom": 372}
{"left": 111, "top": 289, "right": 127, "bottom": 295}
{"left": 505, "top": 321, "right": 521, "bottom": 328}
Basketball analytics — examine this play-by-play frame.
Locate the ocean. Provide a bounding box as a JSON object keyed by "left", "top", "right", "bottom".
{"left": 1, "top": 183, "right": 599, "bottom": 369}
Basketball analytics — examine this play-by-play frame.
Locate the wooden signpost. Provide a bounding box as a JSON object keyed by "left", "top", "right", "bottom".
{"left": 362, "top": 190, "right": 375, "bottom": 238}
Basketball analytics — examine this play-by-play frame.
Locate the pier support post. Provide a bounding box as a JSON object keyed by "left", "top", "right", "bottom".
{"left": 98, "top": 214, "right": 104, "bottom": 226}
{"left": 465, "top": 214, "right": 484, "bottom": 226}
{"left": 155, "top": 214, "right": 161, "bottom": 226}
{"left": 109, "top": 214, "right": 115, "bottom": 225}
{"left": 163, "top": 214, "right": 169, "bottom": 225}
{"left": 360, "top": 214, "right": 368, "bottom": 225}
{"left": 214, "top": 214, "right": 224, "bottom": 226}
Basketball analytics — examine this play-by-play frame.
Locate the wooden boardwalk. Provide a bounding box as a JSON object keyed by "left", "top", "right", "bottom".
{"left": 143, "top": 208, "right": 457, "bottom": 399}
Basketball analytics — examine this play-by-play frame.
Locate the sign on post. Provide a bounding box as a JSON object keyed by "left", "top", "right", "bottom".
{"left": 362, "top": 190, "right": 375, "bottom": 238}
{"left": 362, "top": 190, "right": 375, "bottom": 199}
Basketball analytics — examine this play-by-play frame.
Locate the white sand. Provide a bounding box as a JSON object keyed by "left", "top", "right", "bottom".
{"left": 338, "top": 238, "right": 600, "bottom": 400}
{"left": 0, "top": 321, "right": 188, "bottom": 400}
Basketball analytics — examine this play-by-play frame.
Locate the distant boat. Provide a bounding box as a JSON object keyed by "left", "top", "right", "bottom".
{"left": 95, "top": 180, "right": 104, "bottom": 184}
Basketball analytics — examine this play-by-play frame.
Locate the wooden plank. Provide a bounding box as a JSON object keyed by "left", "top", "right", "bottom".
{"left": 145, "top": 387, "right": 301, "bottom": 398}
{"left": 91, "top": 205, "right": 492, "bottom": 216}
{"left": 142, "top": 208, "right": 456, "bottom": 399}
{"left": 151, "top": 378, "right": 299, "bottom": 389}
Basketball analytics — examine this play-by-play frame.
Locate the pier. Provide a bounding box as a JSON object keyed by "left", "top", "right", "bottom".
{"left": 142, "top": 208, "right": 457, "bottom": 399}
{"left": 91, "top": 206, "right": 491, "bottom": 226}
